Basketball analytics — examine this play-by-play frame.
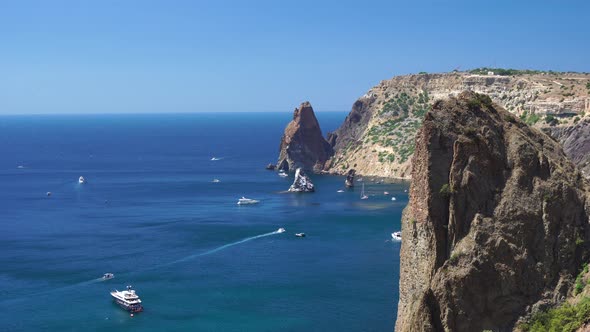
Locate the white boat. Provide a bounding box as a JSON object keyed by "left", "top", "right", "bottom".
{"left": 102, "top": 273, "right": 114, "bottom": 280}
{"left": 336, "top": 189, "right": 345, "bottom": 193}
{"left": 277, "top": 228, "right": 286, "bottom": 233}
{"left": 360, "top": 183, "right": 368, "bottom": 200}
{"left": 237, "top": 197, "right": 260, "bottom": 205}
{"left": 391, "top": 197, "right": 397, "bottom": 201}
{"left": 278, "top": 171, "right": 288, "bottom": 177}
{"left": 295, "top": 233, "right": 306, "bottom": 237}
{"left": 384, "top": 191, "right": 390, "bottom": 195}
{"left": 78, "top": 176, "right": 86, "bottom": 184}
{"left": 212, "top": 179, "right": 221, "bottom": 183}
{"left": 110, "top": 285, "right": 143, "bottom": 312}
{"left": 211, "top": 157, "right": 221, "bottom": 161}
{"left": 391, "top": 231, "right": 402, "bottom": 241}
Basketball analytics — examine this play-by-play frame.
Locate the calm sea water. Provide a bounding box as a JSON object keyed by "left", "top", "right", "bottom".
{"left": 0, "top": 113, "right": 407, "bottom": 332}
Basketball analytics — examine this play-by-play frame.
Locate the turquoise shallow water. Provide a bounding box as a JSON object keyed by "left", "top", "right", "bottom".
{"left": 0, "top": 113, "right": 407, "bottom": 331}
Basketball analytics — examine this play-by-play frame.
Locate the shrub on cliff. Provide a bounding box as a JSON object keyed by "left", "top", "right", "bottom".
{"left": 520, "top": 297, "right": 590, "bottom": 332}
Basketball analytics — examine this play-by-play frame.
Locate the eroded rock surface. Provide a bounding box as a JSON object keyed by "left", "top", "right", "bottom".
{"left": 277, "top": 101, "right": 333, "bottom": 173}
{"left": 396, "top": 91, "right": 590, "bottom": 332}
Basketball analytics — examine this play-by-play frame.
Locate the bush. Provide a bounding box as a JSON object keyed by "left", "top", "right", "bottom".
{"left": 520, "top": 297, "right": 590, "bottom": 332}
{"left": 448, "top": 252, "right": 461, "bottom": 264}
{"left": 574, "top": 263, "right": 589, "bottom": 295}
{"left": 545, "top": 114, "right": 558, "bottom": 125}
{"left": 439, "top": 184, "right": 452, "bottom": 198}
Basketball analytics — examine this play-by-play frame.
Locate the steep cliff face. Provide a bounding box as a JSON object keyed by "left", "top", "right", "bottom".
{"left": 545, "top": 119, "right": 590, "bottom": 178}
{"left": 277, "top": 101, "right": 333, "bottom": 172}
{"left": 326, "top": 71, "right": 590, "bottom": 179}
{"left": 396, "top": 91, "right": 590, "bottom": 331}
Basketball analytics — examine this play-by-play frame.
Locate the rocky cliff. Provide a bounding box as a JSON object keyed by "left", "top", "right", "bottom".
{"left": 277, "top": 101, "right": 333, "bottom": 172}
{"left": 396, "top": 91, "right": 590, "bottom": 331}
{"left": 325, "top": 70, "right": 590, "bottom": 179}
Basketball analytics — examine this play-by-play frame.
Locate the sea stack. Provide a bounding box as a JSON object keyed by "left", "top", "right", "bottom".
{"left": 396, "top": 91, "right": 590, "bottom": 331}
{"left": 277, "top": 101, "right": 333, "bottom": 173}
{"left": 288, "top": 168, "right": 315, "bottom": 192}
{"left": 344, "top": 169, "right": 355, "bottom": 187}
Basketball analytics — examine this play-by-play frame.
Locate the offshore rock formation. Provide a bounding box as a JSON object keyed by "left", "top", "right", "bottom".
{"left": 325, "top": 71, "right": 590, "bottom": 179}
{"left": 396, "top": 91, "right": 590, "bottom": 332}
{"left": 288, "top": 168, "right": 315, "bottom": 192}
{"left": 345, "top": 169, "right": 356, "bottom": 188}
{"left": 277, "top": 101, "right": 333, "bottom": 173}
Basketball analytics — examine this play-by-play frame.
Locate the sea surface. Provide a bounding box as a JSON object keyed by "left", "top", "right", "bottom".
{"left": 0, "top": 113, "right": 407, "bottom": 332}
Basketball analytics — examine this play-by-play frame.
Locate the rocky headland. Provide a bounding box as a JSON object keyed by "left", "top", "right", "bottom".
{"left": 395, "top": 91, "right": 590, "bottom": 331}
{"left": 325, "top": 70, "right": 590, "bottom": 179}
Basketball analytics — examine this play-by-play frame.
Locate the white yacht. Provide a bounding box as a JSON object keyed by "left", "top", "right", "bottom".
{"left": 391, "top": 197, "right": 397, "bottom": 201}
{"left": 110, "top": 285, "right": 143, "bottom": 312}
{"left": 78, "top": 176, "right": 86, "bottom": 184}
{"left": 391, "top": 231, "right": 402, "bottom": 241}
{"left": 278, "top": 170, "right": 288, "bottom": 177}
{"left": 277, "top": 228, "right": 286, "bottom": 233}
{"left": 212, "top": 179, "right": 221, "bottom": 183}
{"left": 210, "top": 157, "right": 221, "bottom": 161}
{"left": 384, "top": 191, "right": 390, "bottom": 195}
{"left": 336, "top": 189, "right": 345, "bottom": 193}
{"left": 295, "top": 233, "right": 306, "bottom": 237}
{"left": 237, "top": 197, "right": 260, "bottom": 205}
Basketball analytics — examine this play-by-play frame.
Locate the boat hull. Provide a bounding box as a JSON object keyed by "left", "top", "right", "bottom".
{"left": 112, "top": 297, "right": 143, "bottom": 312}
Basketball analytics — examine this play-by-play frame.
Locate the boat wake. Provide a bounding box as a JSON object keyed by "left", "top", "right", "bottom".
{"left": 158, "top": 229, "right": 284, "bottom": 267}
{"left": 0, "top": 229, "right": 285, "bottom": 305}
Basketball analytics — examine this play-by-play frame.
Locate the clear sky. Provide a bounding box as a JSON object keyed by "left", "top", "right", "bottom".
{"left": 0, "top": 0, "right": 588, "bottom": 114}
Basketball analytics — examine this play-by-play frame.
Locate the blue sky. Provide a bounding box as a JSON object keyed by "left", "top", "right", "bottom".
{"left": 0, "top": 0, "right": 588, "bottom": 114}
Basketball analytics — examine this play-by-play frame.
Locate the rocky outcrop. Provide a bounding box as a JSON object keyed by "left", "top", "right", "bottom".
{"left": 325, "top": 71, "right": 590, "bottom": 179}
{"left": 545, "top": 119, "right": 590, "bottom": 178}
{"left": 345, "top": 169, "right": 356, "bottom": 188}
{"left": 288, "top": 168, "right": 315, "bottom": 192}
{"left": 277, "top": 101, "right": 334, "bottom": 173}
{"left": 396, "top": 91, "right": 590, "bottom": 332}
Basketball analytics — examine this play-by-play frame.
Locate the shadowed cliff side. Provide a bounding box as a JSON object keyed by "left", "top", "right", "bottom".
{"left": 396, "top": 91, "right": 590, "bottom": 332}
{"left": 277, "top": 101, "right": 333, "bottom": 173}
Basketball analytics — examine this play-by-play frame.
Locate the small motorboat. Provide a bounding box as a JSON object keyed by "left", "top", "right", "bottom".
{"left": 384, "top": 191, "right": 390, "bottom": 195}
{"left": 295, "top": 233, "right": 306, "bottom": 237}
{"left": 360, "top": 183, "right": 368, "bottom": 200}
{"left": 78, "top": 176, "right": 86, "bottom": 184}
{"left": 277, "top": 228, "right": 286, "bottom": 233}
{"left": 237, "top": 197, "right": 260, "bottom": 205}
{"left": 212, "top": 179, "right": 221, "bottom": 183}
{"left": 391, "top": 231, "right": 402, "bottom": 241}
{"left": 211, "top": 157, "right": 221, "bottom": 161}
{"left": 17, "top": 165, "right": 25, "bottom": 169}
{"left": 337, "top": 189, "right": 345, "bottom": 193}
{"left": 391, "top": 197, "right": 397, "bottom": 201}
{"left": 102, "top": 273, "right": 114, "bottom": 280}
{"left": 46, "top": 192, "right": 52, "bottom": 197}
{"left": 278, "top": 171, "right": 288, "bottom": 177}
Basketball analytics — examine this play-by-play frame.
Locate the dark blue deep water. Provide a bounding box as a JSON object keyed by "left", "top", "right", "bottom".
{"left": 0, "top": 113, "right": 407, "bottom": 331}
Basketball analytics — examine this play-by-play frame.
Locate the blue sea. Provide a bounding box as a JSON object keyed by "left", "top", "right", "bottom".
{"left": 0, "top": 113, "right": 407, "bottom": 332}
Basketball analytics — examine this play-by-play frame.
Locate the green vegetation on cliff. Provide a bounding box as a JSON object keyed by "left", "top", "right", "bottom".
{"left": 520, "top": 263, "right": 590, "bottom": 332}
{"left": 519, "top": 297, "right": 590, "bottom": 332}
